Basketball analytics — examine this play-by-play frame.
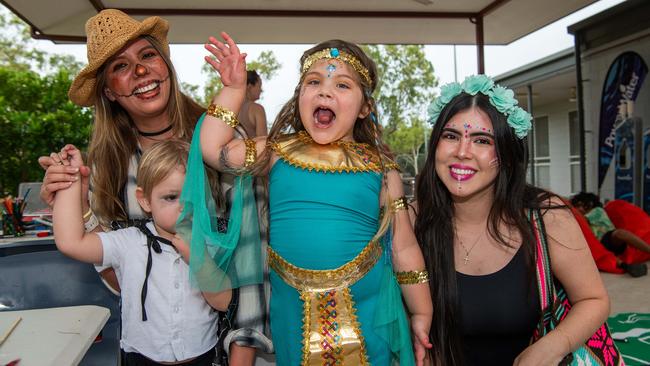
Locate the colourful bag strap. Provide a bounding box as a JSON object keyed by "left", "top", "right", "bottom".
{"left": 529, "top": 209, "right": 556, "bottom": 312}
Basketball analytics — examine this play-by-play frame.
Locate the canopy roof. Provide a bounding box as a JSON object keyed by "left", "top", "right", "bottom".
{"left": 2, "top": 0, "right": 596, "bottom": 45}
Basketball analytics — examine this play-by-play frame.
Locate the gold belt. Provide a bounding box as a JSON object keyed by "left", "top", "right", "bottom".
{"left": 268, "top": 240, "right": 382, "bottom": 365}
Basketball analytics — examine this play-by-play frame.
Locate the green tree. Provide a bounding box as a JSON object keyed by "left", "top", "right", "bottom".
{"left": 0, "top": 9, "right": 91, "bottom": 195}
{"left": 364, "top": 45, "right": 437, "bottom": 134}
{"left": 200, "top": 50, "right": 281, "bottom": 104}
{"left": 384, "top": 118, "right": 430, "bottom": 176}
{"left": 364, "top": 45, "right": 437, "bottom": 174}
{"left": 0, "top": 67, "right": 93, "bottom": 195}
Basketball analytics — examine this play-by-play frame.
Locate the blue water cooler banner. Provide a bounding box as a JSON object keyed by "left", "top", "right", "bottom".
{"left": 614, "top": 121, "right": 634, "bottom": 202}
{"left": 597, "top": 51, "right": 647, "bottom": 189}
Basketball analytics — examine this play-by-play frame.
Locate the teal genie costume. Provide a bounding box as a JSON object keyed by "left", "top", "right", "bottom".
{"left": 178, "top": 121, "right": 416, "bottom": 365}
{"left": 266, "top": 131, "right": 414, "bottom": 365}
{"left": 180, "top": 45, "right": 419, "bottom": 365}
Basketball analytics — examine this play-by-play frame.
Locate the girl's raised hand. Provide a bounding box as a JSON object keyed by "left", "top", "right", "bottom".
{"left": 204, "top": 32, "right": 247, "bottom": 89}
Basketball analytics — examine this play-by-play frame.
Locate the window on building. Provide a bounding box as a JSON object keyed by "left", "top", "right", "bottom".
{"left": 533, "top": 116, "right": 550, "bottom": 189}
{"left": 568, "top": 111, "right": 581, "bottom": 194}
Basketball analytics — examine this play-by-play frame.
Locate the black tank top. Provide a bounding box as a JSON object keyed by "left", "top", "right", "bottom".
{"left": 456, "top": 247, "right": 540, "bottom": 366}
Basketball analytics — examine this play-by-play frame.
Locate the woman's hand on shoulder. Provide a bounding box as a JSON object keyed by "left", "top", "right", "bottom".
{"left": 204, "top": 32, "right": 247, "bottom": 90}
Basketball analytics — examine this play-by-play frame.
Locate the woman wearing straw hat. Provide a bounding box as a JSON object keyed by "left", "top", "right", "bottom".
{"left": 38, "top": 9, "right": 271, "bottom": 365}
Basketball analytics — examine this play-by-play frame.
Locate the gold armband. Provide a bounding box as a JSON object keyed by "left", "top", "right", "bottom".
{"left": 207, "top": 104, "right": 239, "bottom": 128}
{"left": 243, "top": 139, "right": 257, "bottom": 168}
{"left": 390, "top": 196, "right": 408, "bottom": 213}
{"left": 395, "top": 270, "right": 429, "bottom": 285}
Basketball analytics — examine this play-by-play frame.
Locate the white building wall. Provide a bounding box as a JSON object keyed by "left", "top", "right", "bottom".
{"left": 581, "top": 31, "right": 650, "bottom": 201}
{"left": 533, "top": 101, "right": 578, "bottom": 197}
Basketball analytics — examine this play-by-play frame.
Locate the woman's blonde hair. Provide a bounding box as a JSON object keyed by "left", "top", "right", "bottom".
{"left": 137, "top": 140, "right": 189, "bottom": 198}
{"left": 87, "top": 35, "right": 206, "bottom": 224}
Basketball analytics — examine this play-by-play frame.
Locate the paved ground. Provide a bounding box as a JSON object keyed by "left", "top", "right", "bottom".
{"left": 601, "top": 262, "right": 650, "bottom": 315}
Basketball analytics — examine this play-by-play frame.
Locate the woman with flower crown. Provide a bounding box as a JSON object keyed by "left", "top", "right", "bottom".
{"left": 180, "top": 32, "right": 434, "bottom": 365}
{"left": 413, "top": 75, "right": 610, "bottom": 365}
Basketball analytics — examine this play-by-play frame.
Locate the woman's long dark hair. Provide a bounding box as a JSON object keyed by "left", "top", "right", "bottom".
{"left": 415, "top": 92, "right": 558, "bottom": 365}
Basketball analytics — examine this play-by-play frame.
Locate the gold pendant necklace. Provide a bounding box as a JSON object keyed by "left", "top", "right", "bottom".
{"left": 456, "top": 229, "right": 484, "bottom": 265}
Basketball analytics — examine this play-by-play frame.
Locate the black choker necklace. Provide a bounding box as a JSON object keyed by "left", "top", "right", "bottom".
{"left": 137, "top": 124, "right": 172, "bottom": 137}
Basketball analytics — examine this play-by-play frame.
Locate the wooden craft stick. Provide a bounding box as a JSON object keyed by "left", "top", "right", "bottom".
{"left": 0, "top": 316, "right": 21, "bottom": 345}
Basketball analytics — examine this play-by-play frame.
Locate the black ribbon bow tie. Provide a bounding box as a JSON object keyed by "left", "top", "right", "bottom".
{"left": 136, "top": 221, "right": 173, "bottom": 321}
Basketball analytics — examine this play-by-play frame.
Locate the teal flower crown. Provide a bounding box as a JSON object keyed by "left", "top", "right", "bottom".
{"left": 427, "top": 75, "right": 532, "bottom": 139}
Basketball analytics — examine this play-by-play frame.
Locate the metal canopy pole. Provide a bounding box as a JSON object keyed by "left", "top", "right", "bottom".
{"left": 527, "top": 84, "right": 536, "bottom": 184}
{"left": 473, "top": 15, "right": 485, "bottom": 74}
{"left": 574, "top": 33, "right": 587, "bottom": 192}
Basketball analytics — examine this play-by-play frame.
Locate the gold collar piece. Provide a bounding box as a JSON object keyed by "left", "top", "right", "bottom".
{"left": 270, "top": 131, "right": 398, "bottom": 173}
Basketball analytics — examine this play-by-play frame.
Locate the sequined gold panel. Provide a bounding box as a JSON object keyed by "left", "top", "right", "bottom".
{"left": 300, "top": 288, "right": 369, "bottom": 365}
{"left": 269, "top": 241, "right": 380, "bottom": 365}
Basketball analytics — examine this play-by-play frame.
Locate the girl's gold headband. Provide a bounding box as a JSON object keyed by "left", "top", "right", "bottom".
{"left": 300, "top": 48, "right": 372, "bottom": 87}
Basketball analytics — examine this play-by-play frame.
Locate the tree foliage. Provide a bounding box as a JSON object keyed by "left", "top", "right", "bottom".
{"left": 0, "top": 10, "right": 91, "bottom": 195}
{"left": 384, "top": 118, "right": 430, "bottom": 176}
{"left": 0, "top": 67, "right": 93, "bottom": 195}
{"left": 364, "top": 45, "right": 437, "bottom": 175}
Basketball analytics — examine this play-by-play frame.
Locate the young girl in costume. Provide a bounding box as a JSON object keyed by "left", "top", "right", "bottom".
{"left": 414, "top": 76, "right": 613, "bottom": 365}
{"left": 53, "top": 141, "right": 231, "bottom": 365}
{"left": 182, "top": 33, "right": 433, "bottom": 365}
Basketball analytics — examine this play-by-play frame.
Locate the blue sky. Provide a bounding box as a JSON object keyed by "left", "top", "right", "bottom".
{"left": 29, "top": 0, "right": 625, "bottom": 122}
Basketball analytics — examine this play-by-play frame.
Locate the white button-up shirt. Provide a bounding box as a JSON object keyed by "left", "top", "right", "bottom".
{"left": 99, "top": 222, "right": 218, "bottom": 362}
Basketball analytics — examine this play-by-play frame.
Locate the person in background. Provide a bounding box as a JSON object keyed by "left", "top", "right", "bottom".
{"left": 571, "top": 192, "right": 649, "bottom": 277}
{"left": 238, "top": 70, "right": 268, "bottom": 138}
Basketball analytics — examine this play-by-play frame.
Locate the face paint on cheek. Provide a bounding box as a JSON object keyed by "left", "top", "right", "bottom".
{"left": 489, "top": 158, "right": 499, "bottom": 168}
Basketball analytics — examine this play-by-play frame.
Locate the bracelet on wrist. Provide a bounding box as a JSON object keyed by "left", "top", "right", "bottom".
{"left": 243, "top": 139, "right": 257, "bottom": 168}
{"left": 207, "top": 104, "right": 239, "bottom": 128}
{"left": 390, "top": 196, "right": 408, "bottom": 213}
{"left": 84, "top": 213, "right": 99, "bottom": 232}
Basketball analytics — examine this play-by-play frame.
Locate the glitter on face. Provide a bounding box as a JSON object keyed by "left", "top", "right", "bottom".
{"left": 326, "top": 63, "right": 337, "bottom": 77}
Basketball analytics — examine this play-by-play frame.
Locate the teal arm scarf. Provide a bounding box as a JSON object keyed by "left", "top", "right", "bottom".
{"left": 176, "top": 114, "right": 263, "bottom": 292}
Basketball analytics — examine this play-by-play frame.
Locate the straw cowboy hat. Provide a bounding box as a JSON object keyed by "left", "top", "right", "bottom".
{"left": 68, "top": 9, "right": 169, "bottom": 107}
